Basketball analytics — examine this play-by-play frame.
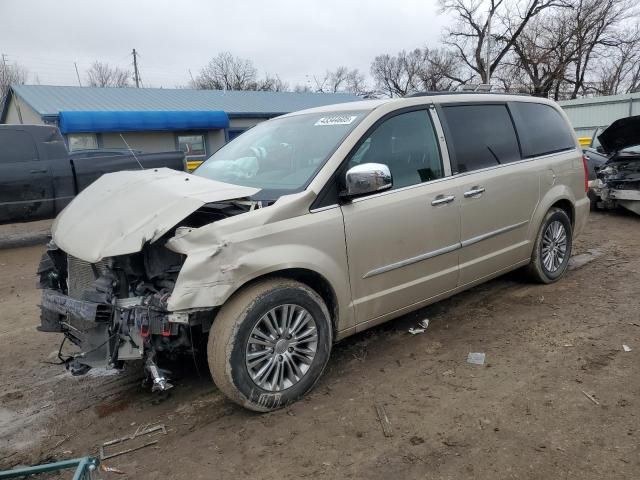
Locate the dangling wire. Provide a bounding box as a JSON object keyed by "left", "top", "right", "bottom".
{"left": 188, "top": 324, "right": 202, "bottom": 379}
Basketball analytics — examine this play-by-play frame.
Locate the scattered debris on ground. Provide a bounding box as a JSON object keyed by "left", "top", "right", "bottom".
{"left": 374, "top": 403, "right": 393, "bottom": 438}
{"left": 99, "top": 424, "right": 167, "bottom": 461}
{"left": 467, "top": 352, "right": 486, "bottom": 365}
{"left": 580, "top": 390, "right": 601, "bottom": 406}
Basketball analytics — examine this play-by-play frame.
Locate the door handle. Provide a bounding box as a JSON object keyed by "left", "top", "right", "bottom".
{"left": 30, "top": 168, "right": 47, "bottom": 174}
{"left": 463, "top": 186, "right": 486, "bottom": 198}
{"left": 431, "top": 194, "right": 455, "bottom": 206}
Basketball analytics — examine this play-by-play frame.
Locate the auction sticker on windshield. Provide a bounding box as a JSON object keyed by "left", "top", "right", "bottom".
{"left": 315, "top": 115, "right": 358, "bottom": 126}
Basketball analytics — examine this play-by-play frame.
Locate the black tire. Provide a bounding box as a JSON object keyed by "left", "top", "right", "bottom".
{"left": 208, "top": 278, "right": 333, "bottom": 412}
{"left": 526, "top": 207, "right": 573, "bottom": 284}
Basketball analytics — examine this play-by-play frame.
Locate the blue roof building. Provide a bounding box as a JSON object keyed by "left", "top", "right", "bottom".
{"left": 1, "top": 85, "right": 360, "bottom": 162}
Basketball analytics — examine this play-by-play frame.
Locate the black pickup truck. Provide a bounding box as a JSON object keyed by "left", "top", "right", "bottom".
{"left": 0, "top": 124, "right": 186, "bottom": 224}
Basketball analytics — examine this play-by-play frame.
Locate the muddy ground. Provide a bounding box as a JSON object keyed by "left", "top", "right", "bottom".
{"left": 1, "top": 211, "right": 638, "bottom": 479}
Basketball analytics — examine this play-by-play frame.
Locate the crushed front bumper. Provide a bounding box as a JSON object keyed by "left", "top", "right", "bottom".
{"left": 39, "top": 288, "right": 181, "bottom": 369}
{"left": 41, "top": 289, "right": 112, "bottom": 323}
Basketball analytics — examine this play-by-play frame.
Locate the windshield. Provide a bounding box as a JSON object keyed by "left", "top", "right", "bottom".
{"left": 194, "top": 110, "right": 366, "bottom": 200}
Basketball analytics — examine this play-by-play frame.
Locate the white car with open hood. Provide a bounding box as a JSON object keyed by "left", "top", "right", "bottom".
{"left": 38, "top": 93, "right": 589, "bottom": 411}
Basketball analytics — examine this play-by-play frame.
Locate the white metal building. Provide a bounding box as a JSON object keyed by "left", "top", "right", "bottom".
{"left": 559, "top": 92, "right": 640, "bottom": 139}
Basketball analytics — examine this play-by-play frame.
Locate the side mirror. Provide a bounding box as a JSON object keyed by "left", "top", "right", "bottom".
{"left": 343, "top": 163, "right": 392, "bottom": 198}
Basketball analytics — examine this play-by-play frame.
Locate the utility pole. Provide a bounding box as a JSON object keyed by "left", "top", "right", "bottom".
{"left": 74, "top": 62, "right": 82, "bottom": 86}
{"left": 1, "top": 54, "right": 8, "bottom": 101}
{"left": 485, "top": 10, "right": 492, "bottom": 85}
{"left": 1, "top": 54, "right": 7, "bottom": 88}
{"left": 132, "top": 48, "right": 140, "bottom": 88}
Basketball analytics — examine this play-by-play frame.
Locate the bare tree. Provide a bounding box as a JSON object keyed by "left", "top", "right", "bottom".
{"left": 370, "top": 48, "right": 467, "bottom": 97}
{"left": 293, "top": 83, "right": 312, "bottom": 93}
{"left": 255, "top": 74, "right": 289, "bottom": 92}
{"left": 312, "top": 67, "right": 373, "bottom": 96}
{"left": 418, "top": 47, "right": 471, "bottom": 90}
{"left": 591, "top": 26, "right": 640, "bottom": 95}
{"left": 492, "top": 61, "right": 533, "bottom": 92}
{"left": 507, "top": 11, "right": 576, "bottom": 97}
{"left": 1, "top": 60, "right": 28, "bottom": 103}
{"left": 440, "top": 0, "right": 565, "bottom": 84}
{"left": 86, "top": 62, "right": 131, "bottom": 87}
{"left": 563, "top": 0, "right": 635, "bottom": 98}
{"left": 192, "top": 52, "right": 258, "bottom": 90}
{"left": 370, "top": 49, "right": 425, "bottom": 97}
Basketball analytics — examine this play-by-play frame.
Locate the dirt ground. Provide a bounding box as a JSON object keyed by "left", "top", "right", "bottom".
{"left": 1, "top": 211, "right": 639, "bottom": 479}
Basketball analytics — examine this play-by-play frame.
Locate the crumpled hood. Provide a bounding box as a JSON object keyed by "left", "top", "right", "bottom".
{"left": 52, "top": 168, "right": 259, "bottom": 262}
{"left": 597, "top": 115, "right": 640, "bottom": 154}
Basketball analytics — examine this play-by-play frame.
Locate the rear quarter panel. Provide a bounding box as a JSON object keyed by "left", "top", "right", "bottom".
{"left": 530, "top": 148, "right": 589, "bottom": 247}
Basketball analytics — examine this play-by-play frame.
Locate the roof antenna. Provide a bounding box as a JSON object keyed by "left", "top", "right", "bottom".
{"left": 119, "top": 133, "right": 144, "bottom": 170}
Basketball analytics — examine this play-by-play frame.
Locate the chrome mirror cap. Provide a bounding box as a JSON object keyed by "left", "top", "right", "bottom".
{"left": 344, "top": 163, "right": 392, "bottom": 197}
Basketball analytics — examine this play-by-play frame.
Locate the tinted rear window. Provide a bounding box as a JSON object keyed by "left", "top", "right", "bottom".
{"left": 509, "top": 102, "right": 575, "bottom": 157}
{"left": 441, "top": 104, "right": 521, "bottom": 173}
{"left": 0, "top": 130, "right": 38, "bottom": 164}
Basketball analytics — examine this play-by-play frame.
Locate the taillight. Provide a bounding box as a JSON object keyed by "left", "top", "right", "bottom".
{"left": 582, "top": 154, "right": 589, "bottom": 193}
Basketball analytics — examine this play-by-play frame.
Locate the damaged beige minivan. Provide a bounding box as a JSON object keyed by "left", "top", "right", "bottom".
{"left": 38, "top": 93, "right": 590, "bottom": 411}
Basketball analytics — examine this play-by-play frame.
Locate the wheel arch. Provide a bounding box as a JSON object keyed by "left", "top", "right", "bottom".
{"left": 527, "top": 186, "right": 576, "bottom": 257}
{"left": 531, "top": 187, "right": 576, "bottom": 235}
{"left": 550, "top": 198, "right": 575, "bottom": 228}
{"left": 217, "top": 267, "right": 341, "bottom": 339}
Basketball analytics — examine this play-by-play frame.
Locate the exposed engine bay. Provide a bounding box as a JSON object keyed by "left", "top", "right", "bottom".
{"left": 37, "top": 200, "right": 257, "bottom": 390}
{"left": 590, "top": 116, "right": 640, "bottom": 215}
{"left": 594, "top": 152, "right": 640, "bottom": 215}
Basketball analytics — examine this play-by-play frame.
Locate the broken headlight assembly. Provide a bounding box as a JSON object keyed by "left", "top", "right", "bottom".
{"left": 37, "top": 239, "right": 209, "bottom": 391}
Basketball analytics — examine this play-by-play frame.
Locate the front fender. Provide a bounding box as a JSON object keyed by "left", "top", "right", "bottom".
{"left": 165, "top": 206, "right": 354, "bottom": 331}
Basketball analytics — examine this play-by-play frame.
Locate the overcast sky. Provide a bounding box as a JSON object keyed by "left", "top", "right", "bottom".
{"left": 1, "top": 0, "right": 450, "bottom": 89}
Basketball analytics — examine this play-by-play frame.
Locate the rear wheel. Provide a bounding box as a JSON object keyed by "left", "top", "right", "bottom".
{"left": 208, "top": 278, "right": 332, "bottom": 412}
{"left": 526, "top": 207, "right": 572, "bottom": 283}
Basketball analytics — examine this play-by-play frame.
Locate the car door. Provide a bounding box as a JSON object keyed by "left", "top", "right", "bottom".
{"left": 0, "top": 129, "right": 55, "bottom": 223}
{"left": 340, "top": 108, "right": 461, "bottom": 327}
{"left": 438, "top": 103, "right": 540, "bottom": 286}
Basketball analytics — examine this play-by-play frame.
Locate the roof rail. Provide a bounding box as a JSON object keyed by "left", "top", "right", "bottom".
{"left": 405, "top": 87, "right": 532, "bottom": 98}
{"left": 405, "top": 90, "right": 497, "bottom": 98}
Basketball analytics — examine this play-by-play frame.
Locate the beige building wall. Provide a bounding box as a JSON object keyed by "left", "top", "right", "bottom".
{"left": 229, "top": 117, "right": 268, "bottom": 129}
{"left": 206, "top": 129, "right": 226, "bottom": 153}
{"left": 102, "top": 129, "right": 228, "bottom": 155}
{"left": 101, "top": 132, "right": 177, "bottom": 152}
{"left": 4, "top": 97, "right": 44, "bottom": 125}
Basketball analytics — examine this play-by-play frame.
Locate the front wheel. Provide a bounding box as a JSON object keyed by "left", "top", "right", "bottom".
{"left": 208, "top": 278, "right": 333, "bottom": 412}
{"left": 526, "top": 207, "right": 573, "bottom": 283}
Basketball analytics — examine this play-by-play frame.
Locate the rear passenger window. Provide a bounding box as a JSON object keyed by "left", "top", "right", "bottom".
{"left": 441, "top": 104, "right": 521, "bottom": 173}
{"left": 348, "top": 109, "right": 443, "bottom": 189}
{"left": 509, "top": 102, "right": 575, "bottom": 157}
{"left": 0, "top": 130, "right": 38, "bottom": 164}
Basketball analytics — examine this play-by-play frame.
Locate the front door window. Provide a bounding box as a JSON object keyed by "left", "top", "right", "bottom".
{"left": 348, "top": 109, "right": 444, "bottom": 189}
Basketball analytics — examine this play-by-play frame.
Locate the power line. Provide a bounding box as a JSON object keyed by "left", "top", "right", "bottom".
{"left": 4, "top": 51, "right": 194, "bottom": 88}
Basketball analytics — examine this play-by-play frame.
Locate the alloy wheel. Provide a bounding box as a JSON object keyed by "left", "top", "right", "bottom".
{"left": 245, "top": 304, "right": 318, "bottom": 391}
{"left": 541, "top": 220, "right": 568, "bottom": 273}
